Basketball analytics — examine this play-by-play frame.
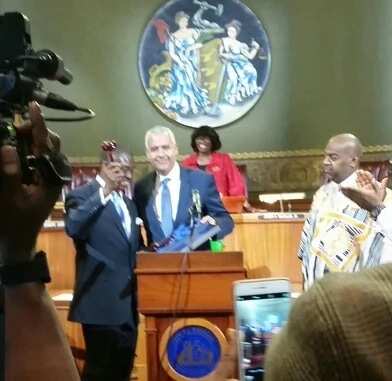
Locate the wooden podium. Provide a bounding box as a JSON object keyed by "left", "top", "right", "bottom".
{"left": 136, "top": 251, "right": 245, "bottom": 381}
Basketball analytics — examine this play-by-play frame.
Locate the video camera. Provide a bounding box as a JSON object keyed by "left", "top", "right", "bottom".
{"left": 0, "top": 12, "right": 95, "bottom": 118}
{"left": 0, "top": 12, "right": 93, "bottom": 185}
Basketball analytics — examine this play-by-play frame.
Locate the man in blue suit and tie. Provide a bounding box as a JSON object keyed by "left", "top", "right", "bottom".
{"left": 134, "top": 126, "right": 234, "bottom": 249}
{"left": 65, "top": 149, "right": 139, "bottom": 381}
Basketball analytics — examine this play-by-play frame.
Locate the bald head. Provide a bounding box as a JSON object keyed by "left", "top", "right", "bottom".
{"left": 327, "top": 134, "right": 363, "bottom": 158}
{"left": 323, "top": 134, "right": 363, "bottom": 183}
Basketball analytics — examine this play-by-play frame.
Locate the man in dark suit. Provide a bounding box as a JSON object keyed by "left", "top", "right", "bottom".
{"left": 65, "top": 149, "right": 139, "bottom": 381}
{"left": 134, "top": 126, "right": 234, "bottom": 248}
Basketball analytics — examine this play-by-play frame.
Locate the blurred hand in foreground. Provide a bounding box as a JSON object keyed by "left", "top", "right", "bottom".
{"left": 0, "top": 102, "right": 63, "bottom": 264}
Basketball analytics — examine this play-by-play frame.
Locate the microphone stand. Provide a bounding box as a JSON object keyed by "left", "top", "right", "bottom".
{"left": 188, "top": 205, "right": 200, "bottom": 250}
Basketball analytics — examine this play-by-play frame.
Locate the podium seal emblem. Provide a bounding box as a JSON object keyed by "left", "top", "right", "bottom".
{"left": 160, "top": 318, "right": 228, "bottom": 380}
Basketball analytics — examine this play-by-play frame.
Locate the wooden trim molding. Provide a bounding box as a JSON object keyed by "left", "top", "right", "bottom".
{"left": 65, "top": 147, "right": 392, "bottom": 201}
{"left": 68, "top": 144, "right": 392, "bottom": 164}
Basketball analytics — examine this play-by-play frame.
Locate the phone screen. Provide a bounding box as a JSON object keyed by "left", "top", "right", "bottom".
{"left": 236, "top": 291, "right": 291, "bottom": 381}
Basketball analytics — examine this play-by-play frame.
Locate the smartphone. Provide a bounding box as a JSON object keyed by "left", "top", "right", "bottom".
{"left": 233, "top": 278, "right": 292, "bottom": 381}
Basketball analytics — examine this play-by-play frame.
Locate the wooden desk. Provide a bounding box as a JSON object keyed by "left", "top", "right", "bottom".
{"left": 223, "top": 213, "right": 305, "bottom": 291}
{"left": 37, "top": 227, "right": 75, "bottom": 291}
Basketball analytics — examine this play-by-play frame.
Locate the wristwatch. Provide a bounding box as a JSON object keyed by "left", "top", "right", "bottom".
{"left": 0, "top": 251, "right": 51, "bottom": 286}
{"left": 370, "top": 204, "right": 386, "bottom": 220}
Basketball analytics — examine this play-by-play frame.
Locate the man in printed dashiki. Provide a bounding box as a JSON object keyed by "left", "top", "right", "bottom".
{"left": 298, "top": 133, "right": 392, "bottom": 290}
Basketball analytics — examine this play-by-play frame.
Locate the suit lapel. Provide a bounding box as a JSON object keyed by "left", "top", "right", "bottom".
{"left": 143, "top": 172, "right": 165, "bottom": 242}
{"left": 125, "top": 198, "right": 139, "bottom": 236}
{"left": 124, "top": 197, "right": 139, "bottom": 250}
{"left": 174, "top": 167, "right": 192, "bottom": 227}
{"left": 146, "top": 193, "right": 165, "bottom": 242}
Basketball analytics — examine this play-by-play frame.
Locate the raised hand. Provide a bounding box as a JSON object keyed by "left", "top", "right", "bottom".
{"left": 341, "top": 169, "right": 388, "bottom": 211}
{"left": 100, "top": 162, "right": 125, "bottom": 195}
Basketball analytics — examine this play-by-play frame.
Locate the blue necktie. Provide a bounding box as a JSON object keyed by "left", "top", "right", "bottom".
{"left": 161, "top": 178, "right": 173, "bottom": 237}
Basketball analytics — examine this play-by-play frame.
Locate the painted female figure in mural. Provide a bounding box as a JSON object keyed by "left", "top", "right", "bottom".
{"left": 219, "top": 20, "right": 261, "bottom": 105}
{"left": 164, "top": 11, "right": 210, "bottom": 116}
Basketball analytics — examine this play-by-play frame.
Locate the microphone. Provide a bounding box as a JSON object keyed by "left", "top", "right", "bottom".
{"left": 32, "top": 90, "right": 78, "bottom": 111}
{"left": 189, "top": 189, "right": 202, "bottom": 229}
{"left": 192, "top": 189, "right": 202, "bottom": 220}
{"left": 0, "top": 72, "right": 78, "bottom": 111}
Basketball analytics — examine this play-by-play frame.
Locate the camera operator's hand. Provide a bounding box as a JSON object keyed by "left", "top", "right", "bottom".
{"left": 0, "top": 102, "right": 62, "bottom": 265}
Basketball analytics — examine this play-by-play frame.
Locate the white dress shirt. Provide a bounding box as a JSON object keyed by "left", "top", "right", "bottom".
{"left": 154, "top": 162, "right": 181, "bottom": 222}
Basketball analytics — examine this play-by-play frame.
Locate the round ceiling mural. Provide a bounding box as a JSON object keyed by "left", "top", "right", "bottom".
{"left": 138, "top": 0, "right": 271, "bottom": 128}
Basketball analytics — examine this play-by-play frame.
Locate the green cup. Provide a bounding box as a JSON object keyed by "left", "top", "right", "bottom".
{"left": 210, "top": 239, "right": 224, "bottom": 253}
